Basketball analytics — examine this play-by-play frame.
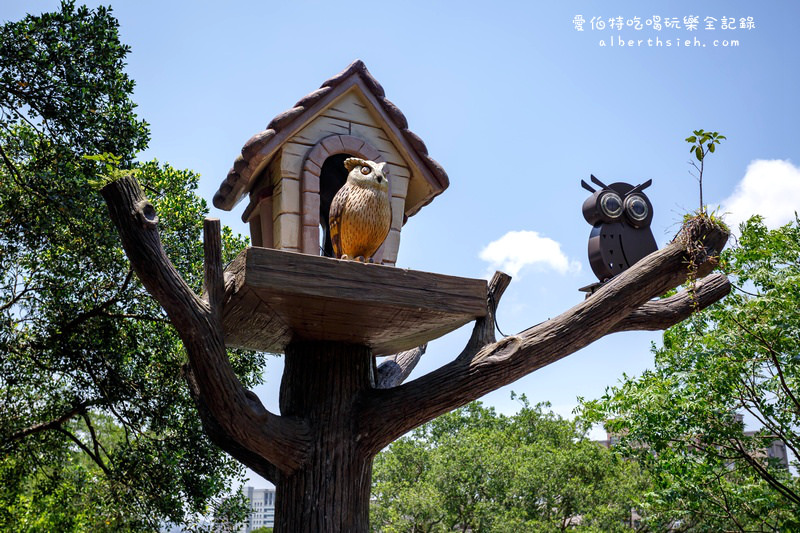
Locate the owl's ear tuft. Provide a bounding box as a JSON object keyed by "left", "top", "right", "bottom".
{"left": 344, "top": 158, "right": 367, "bottom": 172}
{"left": 377, "top": 162, "right": 387, "bottom": 173}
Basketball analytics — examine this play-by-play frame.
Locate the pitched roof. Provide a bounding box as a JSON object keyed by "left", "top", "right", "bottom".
{"left": 213, "top": 59, "right": 450, "bottom": 212}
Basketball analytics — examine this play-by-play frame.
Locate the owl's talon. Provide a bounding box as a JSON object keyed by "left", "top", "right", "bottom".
{"left": 341, "top": 254, "right": 350, "bottom": 261}
{"left": 355, "top": 255, "right": 366, "bottom": 263}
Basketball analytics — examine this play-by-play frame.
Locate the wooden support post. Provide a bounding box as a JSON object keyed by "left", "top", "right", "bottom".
{"left": 203, "top": 218, "right": 224, "bottom": 320}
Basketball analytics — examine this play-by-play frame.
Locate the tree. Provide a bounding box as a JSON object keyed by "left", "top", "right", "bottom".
{"left": 685, "top": 129, "right": 725, "bottom": 214}
{"left": 371, "top": 399, "right": 651, "bottom": 532}
{"left": 0, "top": 3, "right": 256, "bottom": 530}
{"left": 101, "top": 154, "right": 732, "bottom": 530}
{"left": 102, "top": 175, "right": 730, "bottom": 531}
{"left": 579, "top": 216, "right": 800, "bottom": 531}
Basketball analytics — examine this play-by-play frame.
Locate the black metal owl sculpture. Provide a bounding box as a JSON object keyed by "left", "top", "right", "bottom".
{"left": 581, "top": 175, "right": 657, "bottom": 282}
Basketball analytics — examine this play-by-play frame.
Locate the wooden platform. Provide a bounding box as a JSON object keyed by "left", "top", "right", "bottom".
{"left": 221, "top": 247, "right": 488, "bottom": 356}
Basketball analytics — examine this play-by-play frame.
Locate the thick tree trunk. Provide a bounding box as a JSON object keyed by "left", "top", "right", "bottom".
{"left": 275, "top": 341, "right": 374, "bottom": 532}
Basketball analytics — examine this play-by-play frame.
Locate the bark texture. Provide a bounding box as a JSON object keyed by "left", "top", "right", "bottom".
{"left": 376, "top": 344, "right": 427, "bottom": 389}
{"left": 101, "top": 177, "right": 310, "bottom": 480}
{"left": 101, "top": 176, "right": 731, "bottom": 532}
{"left": 276, "top": 342, "right": 373, "bottom": 531}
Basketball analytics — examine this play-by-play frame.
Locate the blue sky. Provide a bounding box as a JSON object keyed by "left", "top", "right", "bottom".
{"left": 4, "top": 1, "right": 800, "bottom": 488}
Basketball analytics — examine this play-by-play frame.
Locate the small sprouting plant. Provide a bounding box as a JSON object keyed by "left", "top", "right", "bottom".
{"left": 84, "top": 152, "right": 138, "bottom": 188}
{"left": 681, "top": 206, "right": 730, "bottom": 234}
{"left": 686, "top": 129, "right": 726, "bottom": 215}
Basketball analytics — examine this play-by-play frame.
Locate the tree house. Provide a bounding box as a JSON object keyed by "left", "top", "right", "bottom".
{"left": 213, "top": 59, "right": 448, "bottom": 266}
{"left": 213, "top": 60, "right": 487, "bottom": 355}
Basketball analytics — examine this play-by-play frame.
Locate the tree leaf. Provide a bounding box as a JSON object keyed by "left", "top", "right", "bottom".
{"left": 578, "top": 217, "right": 800, "bottom": 531}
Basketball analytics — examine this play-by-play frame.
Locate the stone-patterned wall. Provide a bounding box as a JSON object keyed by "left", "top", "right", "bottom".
{"left": 264, "top": 89, "right": 413, "bottom": 266}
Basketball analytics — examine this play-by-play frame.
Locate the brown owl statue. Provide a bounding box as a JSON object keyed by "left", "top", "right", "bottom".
{"left": 329, "top": 157, "right": 392, "bottom": 262}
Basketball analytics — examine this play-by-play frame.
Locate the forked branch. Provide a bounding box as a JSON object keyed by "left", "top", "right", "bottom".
{"left": 361, "top": 221, "right": 730, "bottom": 452}
{"left": 101, "top": 175, "right": 310, "bottom": 480}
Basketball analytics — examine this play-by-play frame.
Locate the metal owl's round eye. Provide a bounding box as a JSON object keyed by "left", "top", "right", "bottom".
{"left": 625, "top": 194, "right": 648, "bottom": 222}
{"left": 360, "top": 166, "right": 371, "bottom": 175}
{"left": 599, "top": 192, "right": 623, "bottom": 219}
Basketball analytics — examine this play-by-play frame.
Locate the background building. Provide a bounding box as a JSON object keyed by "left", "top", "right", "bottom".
{"left": 239, "top": 486, "right": 276, "bottom": 532}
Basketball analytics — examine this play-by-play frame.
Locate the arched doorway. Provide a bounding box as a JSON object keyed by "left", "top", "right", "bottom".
{"left": 300, "top": 135, "right": 387, "bottom": 261}
{"left": 319, "top": 153, "right": 351, "bottom": 257}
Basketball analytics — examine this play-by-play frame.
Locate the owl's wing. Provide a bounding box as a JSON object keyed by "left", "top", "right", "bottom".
{"left": 329, "top": 185, "right": 350, "bottom": 258}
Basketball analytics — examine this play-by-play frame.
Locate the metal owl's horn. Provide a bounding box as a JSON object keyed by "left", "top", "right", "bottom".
{"left": 628, "top": 179, "right": 653, "bottom": 194}
{"left": 581, "top": 179, "right": 596, "bottom": 193}
{"left": 590, "top": 174, "right": 610, "bottom": 190}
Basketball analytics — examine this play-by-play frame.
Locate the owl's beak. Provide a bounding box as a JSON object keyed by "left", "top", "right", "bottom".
{"left": 376, "top": 175, "right": 383, "bottom": 183}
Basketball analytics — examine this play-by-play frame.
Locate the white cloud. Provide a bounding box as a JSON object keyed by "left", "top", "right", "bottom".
{"left": 479, "top": 230, "right": 581, "bottom": 279}
{"left": 721, "top": 159, "right": 800, "bottom": 232}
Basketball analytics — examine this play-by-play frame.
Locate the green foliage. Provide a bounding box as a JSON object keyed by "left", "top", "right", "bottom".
{"left": 685, "top": 129, "right": 725, "bottom": 162}
{"left": 371, "top": 398, "right": 649, "bottom": 532}
{"left": 578, "top": 216, "right": 800, "bottom": 531}
{"left": 684, "top": 129, "right": 726, "bottom": 214}
{"left": 0, "top": 1, "right": 148, "bottom": 158}
{"left": 0, "top": 2, "right": 255, "bottom": 531}
{"left": 83, "top": 152, "right": 129, "bottom": 189}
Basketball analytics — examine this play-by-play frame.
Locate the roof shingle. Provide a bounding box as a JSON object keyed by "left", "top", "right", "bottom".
{"left": 213, "top": 59, "right": 449, "bottom": 211}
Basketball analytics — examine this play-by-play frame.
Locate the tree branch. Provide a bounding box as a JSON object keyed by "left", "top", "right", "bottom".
{"left": 182, "top": 364, "right": 280, "bottom": 483}
{"left": 376, "top": 344, "right": 427, "bottom": 389}
{"left": 0, "top": 285, "right": 35, "bottom": 313}
{"left": 0, "top": 141, "right": 22, "bottom": 182}
{"left": 81, "top": 410, "right": 111, "bottom": 466}
{"left": 610, "top": 273, "right": 730, "bottom": 332}
{"left": 458, "top": 271, "right": 513, "bottom": 362}
{"left": 729, "top": 314, "right": 800, "bottom": 415}
{"left": 57, "top": 426, "right": 112, "bottom": 476}
{"left": 362, "top": 220, "right": 730, "bottom": 452}
{"left": 728, "top": 437, "right": 800, "bottom": 507}
{"left": 60, "top": 269, "right": 133, "bottom": 333}
{"left": 101, "top": 312, "right": 170, "bottom": 324}
{"left": 2, "top": 399, "right": 101, "bottom": 445}
{"left": 101, "top": 175, "right": 310, "bottom": 475}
